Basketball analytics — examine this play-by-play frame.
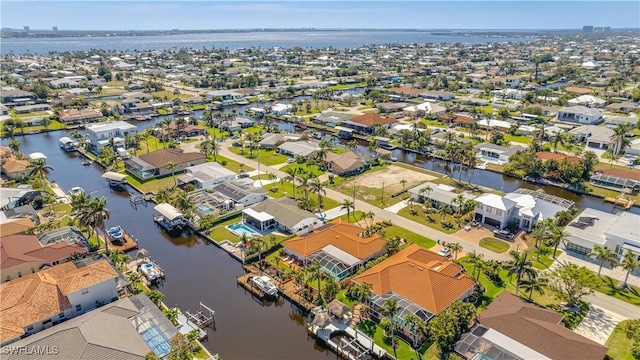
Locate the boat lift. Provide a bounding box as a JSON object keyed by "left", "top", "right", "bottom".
{"left": 184, "top": 302, "right": 216, "bottom": 329}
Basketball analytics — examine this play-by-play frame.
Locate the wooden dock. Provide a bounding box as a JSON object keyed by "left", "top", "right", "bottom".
{"left": 279, "top": 279, "right": 315, "bottom": 313}
{"left": 604, "top": 196, "right": 636, "bottom": 210}
{"left": 237, "top": 273, "right": 269, "bottom": 299}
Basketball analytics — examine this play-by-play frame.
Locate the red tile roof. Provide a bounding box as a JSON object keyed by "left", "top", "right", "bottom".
{"left": 1, "top": 235, "right": 87, "bottom": 270}
{"left": 348, "top": 113, "right": 398, "bottom": 127}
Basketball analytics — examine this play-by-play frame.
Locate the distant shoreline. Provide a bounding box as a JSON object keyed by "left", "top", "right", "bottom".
{"left": 2, "top": 27, "right": 634, "bottom": 39}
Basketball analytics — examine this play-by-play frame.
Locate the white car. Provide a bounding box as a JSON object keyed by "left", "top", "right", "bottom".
{"left": 438, "top": 247, "right": 452, "bottom": 257}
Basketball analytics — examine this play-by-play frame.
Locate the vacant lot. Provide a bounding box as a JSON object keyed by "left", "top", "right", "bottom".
{"left": 350, "top": 165, "right": 436, "bottom": 195}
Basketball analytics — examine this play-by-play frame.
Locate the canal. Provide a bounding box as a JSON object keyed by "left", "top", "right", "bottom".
{"left": 12, "top": 131, "right": 332, "bottom": 360}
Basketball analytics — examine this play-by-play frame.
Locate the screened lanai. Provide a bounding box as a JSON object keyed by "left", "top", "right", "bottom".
{"left": 369, "top": 292, "right": 435, "bottom": 325}
{"left": 590, "top": 173, "right": 639, "bottom": 192}
{"left": 307, "top": 244, "right": 361, "bottom": 280}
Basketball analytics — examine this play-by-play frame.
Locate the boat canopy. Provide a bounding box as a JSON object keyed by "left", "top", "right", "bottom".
{"left": 102, "top": 171, "right": 127, "bottom": 181}
{"left": 29, "top": 152, "right": 47, "bottom": 161}
{"left": 154, "top": 203, "right": 183, "bottom": 221}
{"left": 59, "top": 137, "right": 75, "bottom": 144}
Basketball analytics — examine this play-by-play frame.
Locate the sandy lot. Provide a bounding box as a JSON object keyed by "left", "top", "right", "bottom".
{"left": 352, "top": 165, "right": 436, "bottom": 194}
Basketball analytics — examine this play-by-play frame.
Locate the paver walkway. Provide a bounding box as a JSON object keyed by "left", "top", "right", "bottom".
{"left": 574, "top": 304, "right": 626, "bottom": 345}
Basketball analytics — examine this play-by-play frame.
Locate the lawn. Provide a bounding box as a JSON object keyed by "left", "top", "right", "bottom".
{"left": 207, "top": 214, "right": 244, "bottom": 243}
{"left": 280, "top": 163, "right": 325, "bottom": 177}
{"left": 125, "top": 174, "right": 177, "bottom": 193}
{"left": 606, "top": 320, "right": 636, "bottom": 360}
{"left": 263, "top": 181, "right": 339, "bottom": 211}
{"left": 211, "top": 155, "right": 254, "bottom": 174}
{"left": 396, "top": 205, "right": 461, "bottom": 234}
{"left": 593, "top": 275, "right": 640, "bottom": 306}
{"left": 504, "top": 134, "right": 533, "bottom": 144}
{"left": 479, "top": 237, "right": 510, "bottom": 253}
{"left": 2, "top": 120, "right": 66, "bottom": 136}
{"left": 327, "top": 82, "right": 367, "bottom": 91}
{"left": 421, "top": 119, "right": 447, "bottom": 128}
{"left": 384, "top": 225, "right": 436, "bottom": 249}
{"left": 228, "top": 146, "right": 288, "bottom": 166}
{"left": 357, "top": 319, "right": 426, "bottom": 360}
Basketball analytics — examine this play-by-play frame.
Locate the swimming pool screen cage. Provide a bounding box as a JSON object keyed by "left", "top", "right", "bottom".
{"left": 129, "top": 295, "right": 179, "bottom": 358}
{"left": 308, "top": 250, "right": 358, "bottom": 280}
{"left": 369, "top": 292, "right": 434, "bottom": 325}
{"left": 37, "top": 226, "right": 87, "bottom": 246}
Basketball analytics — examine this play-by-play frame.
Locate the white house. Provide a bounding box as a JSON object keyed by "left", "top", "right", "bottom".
{"left": 178, "top": 162, "right": 236, "bottom": 189}
{"left": 211, "top": 178, "right": 267, "bottom": 208}
{"left": 271, "top": 103, "right": 293, "bottom": 116}
{"left": 474, "top": 189, "right": 573, "bottom": 231}
{"left": 403, "top": 102, "right": 447, "bottom": 117}
{"left": 474, "top": 143, "right": 526, "bottom": 165}
{"left": 568, "top": 125, "right": 615, "bottom": 150}
{"left": 567, "top": 95, "right": 606, "bottom": 107}
{"left": 556, "top": 106, "right": 604, "bottom": 125}
{"left": 243, "top": 197, "right": 317, "bottom": 234}
{"left": 408, "top": 182, "right": 476, "bottom": 210}
{"left": 564, "top": 208, "right": 640, "bottom": 262}
{"left": 86, "top": 121, "right": 138, "bottom": 154}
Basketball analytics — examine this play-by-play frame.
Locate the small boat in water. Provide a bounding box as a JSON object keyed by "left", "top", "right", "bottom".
{"left": 139, "top": 262, "right": 160, "bottom": 282}
{"left": 69, "top": 186, "right": 84, "bottom": 196}
{"left": 82, "top": 159, "right": 93, "bottom": 166}
{"left": 248, "top": 275, "right": 278, "bottom": 297}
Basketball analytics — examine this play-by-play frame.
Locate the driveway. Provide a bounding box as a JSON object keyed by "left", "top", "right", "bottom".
{"left": 574, "top": 304, "right": 626, "bottom": 345}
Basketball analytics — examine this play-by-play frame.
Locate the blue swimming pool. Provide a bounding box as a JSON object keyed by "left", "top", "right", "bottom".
{"left": 227, "top": 222, "right": 258, "bottom": 237}
{"left": 197, "top": 204, "right": 215, "bottom": 214}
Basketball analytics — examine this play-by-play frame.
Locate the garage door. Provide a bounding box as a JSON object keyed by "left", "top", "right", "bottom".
{"left": 484, "top": 217, "right": 501, "bottom": 227}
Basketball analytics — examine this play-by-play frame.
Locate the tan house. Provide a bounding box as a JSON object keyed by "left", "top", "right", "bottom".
{"left": 1, "top": 233, "right": 88, "bottom": 283}
{"left": 323, "top": 151, "right": 365, "bottom": 176}
{"left": 282, "top": 220, "right": 387, "bottom": 279}
{"left": 1, "top": 157, "right": 31, "bottom": 180}
{"left": 0, "top": 260, "right": 118, "bottom": 345}
{"left": 124, "top": 148, "right": 206, "bottom": 180}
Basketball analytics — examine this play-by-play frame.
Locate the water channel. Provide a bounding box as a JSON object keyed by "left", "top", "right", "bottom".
{"left": 8, "top": 112, "right": 636, "bottom": 358}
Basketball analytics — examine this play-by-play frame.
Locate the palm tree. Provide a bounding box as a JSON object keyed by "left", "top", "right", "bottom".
{"left": 520, "top": 276, "right": 549, "bottom": 300}
{"left": 620, "top": 251, "right": 640, "bottom": 289}
{"left": 550, "top": 132, "right": 566, "bottom": 153}
{"left": 466, "top": 251, "right": 485, "bottom": 280}
{"left": 504, "top": 250, "right": 537, "bottom": 295}
{"left": 340, "top": 199, "right": 355, "bottom": 222}
{"left": 610, "top": 123, "right": 632, "bottom": 156}
{"left": 419, "top": 185, "right": 433, "bottom": 202}
{"left": 8, "top": 139, "right": 20, "bottom": 154}
{"left": 249, "top": 236, "right": 267, "bottom": 269}
{"left": 547, "top": 225, "right": 568, "bottom": 258}
{"left": 385, "top": 236, "right": 402, "bottom": 255}
{"left": 165, "top": 161, "right": 177, "bottom": 185}
{"left": 146, "top": 290, "right": 164, "bottom": 306}
{"left": 555, "top": 210, "right": 574, "bottom": 227}
{"left": 27, "top": 159, "right": 54, "bottom": 190}
{"left": 399, "top": 179, "right": 408, "bottom": 193}
{"left": 403, "top": 313, "right": 427, "bottom": 350}
{"left": 448, "top": 242, "right": 463, "bottom": 261}
{"left": 309, "top": 178, "right": 326, "bottom": 215}
{"left": 437, "top": 204, "right": 452, "bottom": 221}
{"left": 589, "top": 245, "right": 618, "bottom": 277}
{"left": 307, "top": 261, "right": 324, "bottom": 305}
{"left": 381, "top": 298, "right": 400, "bottom": 359}
{"left": 78, "top": 196, "right": 111, "bottom": 254}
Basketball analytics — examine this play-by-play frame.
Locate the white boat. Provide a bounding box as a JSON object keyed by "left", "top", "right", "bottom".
{"left": 475, "top": 161, "right": 488, "bottom": 170}
{"left": 249, "top": 275, "right": 278, "bottom": 297}
{"left": 139, "top": 262, "right": 159, "bottom": 282}
{"left": 69, "top": 186, "right": 84, "bottom": 196}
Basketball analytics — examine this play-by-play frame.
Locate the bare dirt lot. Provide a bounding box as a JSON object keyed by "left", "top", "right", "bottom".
{"left": 351, "top": 165, "right": 436, "bottom": 194}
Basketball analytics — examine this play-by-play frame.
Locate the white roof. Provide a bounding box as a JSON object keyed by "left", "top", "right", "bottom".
{"left": 483, "top": 328, "right": 550, "bottom": 360}
{"left": 242, "top": 208, "right": 275, "bottom": 222}
{"left": 475, "top": 193, "right": 516, "bottom": 211}
{"left": 478, "top": 119, "right": 511, "bottom": 129}
{"left": 154, "top": 203, "right": 183, "bottom": 221}
{"left": 101, "top": 171, "right": 127, "bottom": 181}
{"left": 28, "top": 152, "right": 47, "bottom": 160}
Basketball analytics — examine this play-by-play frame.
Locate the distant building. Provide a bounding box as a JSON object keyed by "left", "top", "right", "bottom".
{"left": 124, "top": 148, "right": 206, "bottom": 180}
{"left": 556, "top": 106, "right": 604, "bottom": 125}
{"left": 86, "top": 121, "right": 138, "bottom": 154}
{"left": 583, "top": 25, "right": 594, "bottom": 33}
{"left": 178, "top": 162, "right": 236, "bottom": 190}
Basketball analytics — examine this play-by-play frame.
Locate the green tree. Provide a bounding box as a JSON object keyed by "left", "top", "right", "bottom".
{"left": 588, "top": 245, "right": 618, "bottom": 277}
{"left": 428, "top": 301, "right": 477, "bottom": 352}
{"left": 610, "top": 123, "right": 632, "bottom": 156}
{"left": 8, "top": 139, "right": 20, "bottom": 154}
{"left": 520, "top": 276, "right": 549, "bottom": 300}
{"left": 504, "top": 250, "right": 537, "bottom": 295}
{"left": 549, "top": 263, "right": 598, "bottom": 306}
{"left": 547, "top": 225, "right": 568, "bottom": 258}
{"left": 381, "top": 298, "right": 400, "bottom": 359}
{"left": 620, "top": 251, "right": 640, "bottom": 289}
{"left": 146, "top": 290, "right": 164, "bottom": 307}
{"left": 340, "top": 199, "right": 355, "bottom": 222}
{"left": 466, "top": 251, "right": 485, "bottom": 280}
{"left": 448, "top": 242, "right": 463, "bottom": 261}
{"left": 167, "top": 333, "right": 192, "bottom": 360}
{"left": 27, "top": 158, "right": 54, "bottom": 190}
{"left": 385, "top": 236, "right": 402, "bottom": 255}
{"left": 166, "top": 161, "right": 177, "bottom": 185}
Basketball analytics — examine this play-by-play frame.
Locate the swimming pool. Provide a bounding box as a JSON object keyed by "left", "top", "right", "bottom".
{"left": 197, "top": 204, "right": 215, "bottom": 214}
{"left": 227, "top": 222, "right": 258, "bottom": 237}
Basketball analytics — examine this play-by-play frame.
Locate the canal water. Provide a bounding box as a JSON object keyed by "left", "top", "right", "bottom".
{"left": 10, "top": 131, "right": 331, "bottom": 360}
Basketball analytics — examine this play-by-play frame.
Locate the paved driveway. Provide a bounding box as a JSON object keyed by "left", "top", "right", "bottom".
{"left": 574, "top": 304, "right": 626, "bottom": 345}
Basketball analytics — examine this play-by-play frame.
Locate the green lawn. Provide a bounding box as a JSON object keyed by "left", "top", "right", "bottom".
{"left": 606, "top": 320, "right": 636, "bottom": 360}
{"left": 357, "top": 319, "right": 426, "bottom": 360}
{"left": 504, "top": 134, "right": 533, "bottom": 144}
{"left": 207, "top": 215, "right": 244, "bottom": 243}
{"left": 126, "top": 174, "right": 177, "bottom": 193}
{"left": 327, "top": 82, "right": 367, "bottom": 91}
{"left": 262, "top": 181, "right": 339, "bottom": 212}
{"left": 280, "top": 163, "right": 325, "bottom": 177}
{"left": 421, "top": 119, "right": 446, "bottom": 128}
{"left": 211, "top": 155, "right": 254, "bottom": 174}
{"left": 479, "top": 237, "right": 511, "bottom": 253}
{"left": 385, "top": 225, "right": 436, "bottom": 249}
{"left": 228, "top": 146, "right": 288, "bottom": 166}
{"left": 593, "top": 275, "right": 640, "bottom": 306}
{"left": 396, "top": 205, "right": 461, "bottom": 234}
{"left": 2, "top": 120, "right": 66, "bottom": 136}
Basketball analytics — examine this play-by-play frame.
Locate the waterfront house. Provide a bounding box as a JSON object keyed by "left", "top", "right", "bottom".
{"left": 4, "top": 294, "right": 179, "bottom": 360}
{"left": 124, "top": 148, "right": 206, "bottom": 180}
{"left": 0, "top": 260, "right": 118, "bottom": 345}
{"left": 605, "top": 102, "right": 639, "bottom": 113}
{"left": 118, "top": 98, "right": 154, "bottom": 116}
{"left": 282, "top": 220, "right": 388, "bottom": 279}
{"left": 210, "top": 178, "right": 267, "bottom": 208}
{"left": 177, "top": 162, "right": 236, "bottom": 190}
{"left": 242, "top": 197, "right": 317, "bottom": 234}
{"left": 0, "top": 157, "right": 31, "bottom": 179}
{"left": 564, "top": 208, "right": 639, "bottom": 260}
{"left": 422, "top": 90, "right": 456, "bottom": 101}
{"left": 13, "top": 103, "right": 50, "bottom": 114}
{"left": 341, "top": 113, "right": 398, "bottom": 136}
{"left": 352, "top": 244, "right": 475, "bottom": 345}
{"left": 567, "top": 95, "right": 606, "bottom": 107}
{"left": 473, "top": 143, "right": 525, "bottom": 165}
{"left": 455, "top": 292, "right": 608, "bottom": 360}
{"left": 604, "top": 116, "right": 638, "bottom": 129}
{"left": 259, "top": 133, "right": 287, "bottom": 149}
{"left": 58, "top": 108, "right": 103, "bottom": 125}
{"left": 0, "top": 217, "right": 35, "bottom": 237}
{"left": 473, "top": 188, "right": 573, "bottom": 231}
{"left": 314, "top": 111, "right": 354, "bottom": 126}
{"left": 86, "top": 121, "right": 138, "bottom": 155}
{"left": 205, "top": 90, "right": 244, "bottom": 102}
{"left": 271, "top": 103, "right": 293, "bottom": 116}
{"left": 0, "top": 186, "right": 41, "bottom": 211}
{"left": 278, "top": 140, "right": 321, "bottom": 158}
{"left": 408, "top": 182, "right": 476, "bottom": 211}
{"left": 221, "top": 117, "right": 254, "bottom": 133}
{"left": 323, "top": 151, "right": 366, "bottom": 176}
{"left": 568, "top": 125, "right": 615, "bottom": 150}
{"left": 556, "top": 106, "right": 604, "bottom": 125}
{"left": 1, "top": 231, "right": 88, "bottom": 283}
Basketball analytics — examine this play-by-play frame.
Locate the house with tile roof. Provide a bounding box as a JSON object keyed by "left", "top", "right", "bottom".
{"left": 0, "top": 260, "right": 118, "bottom": 345}
{"left": 282, "top": 220, "right": 387, "bottom": 279}
{"left": 455, "top": 292, "right": 608, "bottom": 360}
{"left": 4, "top": 294, "right": 179, "bottom": 360}
{"left": 352, "top": 244, "right": 475, "bottom": 345}
{"left": 124, "top": 148, "right": 206, "bottom": 180}
{"left": 1, "top": 233, "right": 88, "bottom": 283}
{"left": 323, "top": 151, "right": 366, "bottom": 176}
{"left": 341, "top": 113, "right": 398, "bottom": 135}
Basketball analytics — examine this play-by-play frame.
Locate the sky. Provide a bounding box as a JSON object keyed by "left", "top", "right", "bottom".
{"left": 1, "top": 1, "right": 639, "bottom": 31}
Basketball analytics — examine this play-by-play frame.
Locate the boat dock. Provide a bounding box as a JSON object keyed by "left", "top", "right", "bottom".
{"left": 278, "top": 278, "right": 315, "bottom": 313}
{"left": 308, "top": 313, "right": 387, "bottom": 360}
{"left": 604, "top": 196, "right": 636, "bottom": 210}
{"left": 104, "top": 228, "right": 139, "bottom": 252}
{"left": 236, "top": 271, "right": 273, "bottom": 300}
{"left": 178, "top": 302, "right": 216, "bottom": 341}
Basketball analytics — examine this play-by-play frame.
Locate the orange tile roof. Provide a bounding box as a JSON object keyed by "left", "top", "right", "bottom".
{"left": 565, "top": 86, "right": 593, "bottom": 94}
{"left": 348, "top": 113, "right": 398, "bottom": 127}
{"left": 352, "top": 244, "right": 475, "bottom": 314}
{"left": 0, "top": 260, "right": 117, "bottom": 343}
{"left": 1, "top": 234, "right": 87, "bottom": 270}
{"left": 282, "top": 220, "right": 387, "bottom": 259}
{"left": 595, "top": 166, "right": 640, "bottom": 181}
{"left": 138, "top": 148, "right": 206, "bottom": 168}
{"left": 2, "top": 158, "right": 30, "bottom": 174}
{"left": 0, "top": 218, "right": 35, "bottom": 236}
{"left": 535, "top": 151, "right": 582, "bottom": 164}
{"left": 389, "top": 87, "right": 424, "bottom": 96}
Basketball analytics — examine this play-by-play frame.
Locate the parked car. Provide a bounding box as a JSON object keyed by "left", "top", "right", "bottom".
{"left": 438, "top": 247, "right": 452, "bottom": 257}
{"left": 237, "top": 173, "right": 250, "bottom": 179}
{"left": 286, "top": 158, "right": 296, "bottom": 164}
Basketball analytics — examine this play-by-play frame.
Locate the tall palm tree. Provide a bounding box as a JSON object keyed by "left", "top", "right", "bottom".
{"left": 448, "top": 242, "right": 463, "bottom": 261}
{"left": 466, "top": 251, "right": 485, "bottom": 280}
{"left": 8, "top": 139, "right": 20, "bottom": 154}
{"left": 555, "top": 210, "right": 574, "bottom": 227}
{"left": 79, "top": 197, "right": 111, "bottom": 254}
{"left": 340, "top": 199, "right": 355, "bottom": 222}
{"left": 520, "top": 276, "right": 549, "bottom": 300}
{"left": 309, "top": 178, "right": 326, "bottom": 215}
{"left": 589, "top": 245, "right": 618, "bottom": 277}
{"left": 27, "top": 159, "right": 54, "bottom": 190}
{"left": 381, "top": 298, "right": 400, "bottom": 359}
{"left": 504, "top": 250, "right": 537, "bottom": 295}
{"left": 550, "top": 132, "right": 566, "bottom": 153}
{"left": 419, "top": 185, "right": 433, "bottom": 202}
{"left": 165, "top": 161, "right": 177, "bottom": 185}
{"left": 385, "top": 236, "right": 402, "bottom": 255}
{"left": 249, "top": 236, "right": 267, "bottom": 269}
{"left": 307, "top": 261, "right": 324, "bottom": 305}
{"left": 620, "top": 251, "right": 640, "bottom": 289}
{"left": 403, "top": 313, "right": 427, "bottom": 351}
{"left": 547, "top": 225, "right": 568, "bottom": 258}
{"left": 610, "top": 123, "right": 632, "bottom": 156}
